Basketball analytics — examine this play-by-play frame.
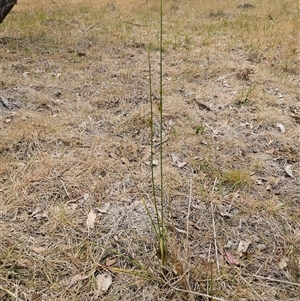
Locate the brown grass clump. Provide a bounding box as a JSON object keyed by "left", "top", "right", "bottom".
{"left": 1, "top": 0, "right": 299, "bottom": 300}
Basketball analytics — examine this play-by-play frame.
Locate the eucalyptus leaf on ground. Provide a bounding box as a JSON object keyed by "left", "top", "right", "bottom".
{"left": 95, "top": 273, "right": 112, "bottom": 297}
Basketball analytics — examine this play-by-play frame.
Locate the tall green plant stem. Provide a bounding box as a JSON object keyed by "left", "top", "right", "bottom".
{"left": 158, "top": 0, "right": 166, "bottom": 265}
{"left": 148, "top": 49, "right": 160, "bottom": 240}
{"left": 147, "top": 0, "right": 166, "bottom": 266}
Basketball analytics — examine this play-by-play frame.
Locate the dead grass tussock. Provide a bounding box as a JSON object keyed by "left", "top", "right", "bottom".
{"left": 1, "top": 0, "right": 299, "bottom": 300}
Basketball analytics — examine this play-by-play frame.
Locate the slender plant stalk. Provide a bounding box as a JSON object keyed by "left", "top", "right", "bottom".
{"left": 148, "top": 49, "right": 160, "bottom": 239}
{"left": 147, "top": 0, "right": 166, "bottom": 265}
{"left": 158, "top": 0, "right": 167, "bottom": 265}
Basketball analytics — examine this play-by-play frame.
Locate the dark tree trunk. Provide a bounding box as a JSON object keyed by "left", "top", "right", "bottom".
{"left": 0, "top": 0, "right": 17, "bottom": 24}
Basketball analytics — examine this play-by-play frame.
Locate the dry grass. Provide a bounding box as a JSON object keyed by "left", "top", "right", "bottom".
{"left": 1, "top": 0, "right": 299, "bottom": 300}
